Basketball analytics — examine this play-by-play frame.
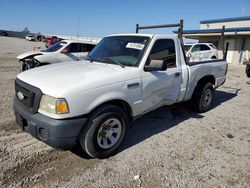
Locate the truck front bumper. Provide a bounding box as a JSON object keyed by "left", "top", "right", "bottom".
{"left": 13, "top": 96, "right": 87, "bottom": 149}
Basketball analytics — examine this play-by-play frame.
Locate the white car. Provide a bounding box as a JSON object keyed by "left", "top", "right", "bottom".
{"left": 17, "top": 40, "right": 98, "bottom": 71}
{"left": 25, "top": 35, "right": 36, "bottom": 41}
{"left": 184, "top": 43, "right": 218, "bottom": 62}
{"left": 14, "top": 34, "right": 227, "bottom": 158}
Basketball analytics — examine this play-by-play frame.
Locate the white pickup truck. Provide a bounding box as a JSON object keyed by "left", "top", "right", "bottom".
{"left": 17, "top": 40, "right": 98, "bottom": 72}
{"left": 13, "top": 33, "right": 227, "bottom": 158}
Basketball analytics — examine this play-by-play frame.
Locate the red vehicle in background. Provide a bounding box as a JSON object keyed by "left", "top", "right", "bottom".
{"left": 45, "top": 36, "right": 63, "bottom": 48}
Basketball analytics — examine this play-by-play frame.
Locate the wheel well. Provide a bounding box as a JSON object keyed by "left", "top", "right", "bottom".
{"left": 91, "top": 100, "right": 133, "bottom": 121}
{"left": 197, "top": 75, "right": 215, "bottom": 86}
{"left": 194, "top": 75, "right": 215, "bottom": 92}
{"left": 211, "top": 56, "right": 217, "bottom": 59}
{"left": 191, "top": 75, "right": 215, "bottom": 105}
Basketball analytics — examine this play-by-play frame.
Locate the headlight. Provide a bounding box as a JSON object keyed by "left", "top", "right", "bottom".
{"left": 39, "top": 95, "right": 69, "bottom": 114}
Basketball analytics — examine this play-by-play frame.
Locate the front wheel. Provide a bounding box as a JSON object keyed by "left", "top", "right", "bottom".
{"left": 79, "top": 105, "right": 128, "bottom": 158}
{"left": 192, "top": 82, "right": 214, "bottom": 113}
{"left": 246, "top": 64, "right": 250, "bottom": 78}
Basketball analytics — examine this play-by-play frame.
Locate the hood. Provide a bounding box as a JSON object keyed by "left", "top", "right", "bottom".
{"left": 16, "top": 51, "right": 47, "bottom": 60}
{"left": 16, "top": 61, "right": 139, "bottom": 97}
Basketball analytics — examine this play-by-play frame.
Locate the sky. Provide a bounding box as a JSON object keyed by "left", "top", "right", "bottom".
{"left": 0, "top": 0, "right": 249, "bottom": 38}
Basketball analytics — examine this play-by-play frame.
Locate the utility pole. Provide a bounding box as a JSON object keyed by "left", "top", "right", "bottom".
{"left": 77, "top": 14, "right": 80, "bottom": 40}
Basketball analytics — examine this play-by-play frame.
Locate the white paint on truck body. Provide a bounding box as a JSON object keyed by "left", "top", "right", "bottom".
{"left": 16, "top": 34, "right": 227, "bottom": 119}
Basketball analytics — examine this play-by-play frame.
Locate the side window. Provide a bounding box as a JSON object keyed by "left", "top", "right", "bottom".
{"left": 149, "top": 39, "right": 176, "bottom": 68}
{"left": 191, "top": 45, "right": 200, "bottom": 52}
{"left": 86, "top": 44, "right": 95, "bottom": 52}
{"left": 80, "top": 44, "right": 87, "bottom": 52}
{"left": 200, "top": 44, "right": 211, "bottom": 51}
{"left": 77, "top": 44, "right": 95, "bottom": 52}
{"left": 67, "top": 43, "right": 80, "bottom": 53}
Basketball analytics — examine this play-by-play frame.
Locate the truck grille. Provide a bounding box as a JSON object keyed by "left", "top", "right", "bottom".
{"left": 15, "top": 78, "right": 42, "bottom": 113}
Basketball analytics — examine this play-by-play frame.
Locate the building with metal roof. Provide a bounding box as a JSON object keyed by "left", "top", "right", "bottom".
{"left": 180, "top": 16, "right": 250, "bottom": 64}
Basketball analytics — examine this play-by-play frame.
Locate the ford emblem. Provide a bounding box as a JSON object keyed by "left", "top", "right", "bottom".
{"left": 17, "top": 91, "right": 24, "bottom": 100}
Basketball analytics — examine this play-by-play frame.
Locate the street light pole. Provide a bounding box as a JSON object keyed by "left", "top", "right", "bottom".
{"left": 77, "top": 14, "right": 79, "bottom": 40}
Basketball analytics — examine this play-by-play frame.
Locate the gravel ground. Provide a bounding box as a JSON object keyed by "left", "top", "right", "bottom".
{"left": 0, "top": 37, "right": 249, "bottom": 188}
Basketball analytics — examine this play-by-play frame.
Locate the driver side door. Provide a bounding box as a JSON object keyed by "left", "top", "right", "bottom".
{"left": 140, "top": 38, "right": 182, "bottom": 114}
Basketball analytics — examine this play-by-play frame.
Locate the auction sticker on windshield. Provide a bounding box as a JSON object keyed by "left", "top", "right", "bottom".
{"left": 126, "top": 43, "right": 145, "bottom": 50}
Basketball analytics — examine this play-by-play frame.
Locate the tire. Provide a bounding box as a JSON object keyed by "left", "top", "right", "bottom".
{"left": 247, "top": 72, "right": 250, "bottom": 78}
{"left": 211, "top": 56, "right": 217, "bottom": 59}
{"left": 79, "top": 105, "right": 128, "bottom": 158}
{"left": 192, "top": 82, "right": 214, "bottom": 113}
{"left": 246, "top": 64, "right": 250, "bottom": 78}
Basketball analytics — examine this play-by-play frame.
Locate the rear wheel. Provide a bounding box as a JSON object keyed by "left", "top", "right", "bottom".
{"left": 79, "top": 105, "right": 128, "bottom": 158}
{"left": 192, "top": 82, "right": 214, "bottom": 113}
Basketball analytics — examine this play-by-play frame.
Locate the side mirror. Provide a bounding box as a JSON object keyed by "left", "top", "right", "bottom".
{"left": 62, "top": 48, "right": 68, "bottom": 54}
{"left": 144, "top": 59, "right": 166, "bottom": 72}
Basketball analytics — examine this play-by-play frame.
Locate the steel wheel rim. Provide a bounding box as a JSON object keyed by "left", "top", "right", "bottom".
{"left": 97, "top": 118, "right": 122, "bottom": 149}
{"left": 202, "top": 89, "right": 212, "bottom": 107}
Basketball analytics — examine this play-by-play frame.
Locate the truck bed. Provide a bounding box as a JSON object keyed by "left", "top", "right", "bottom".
{"left": 184, "top": 59, "right": 227, "bottom": 101}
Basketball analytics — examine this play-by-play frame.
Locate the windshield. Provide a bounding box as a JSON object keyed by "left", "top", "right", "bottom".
{"left": 42, "top": 41, "right": 67, "bottom": 52}
{"left": 184, "top": 44, "right": 192, "bottom": 52}
{"left": 87, "top": 36, "right": 150, "bottom": 67}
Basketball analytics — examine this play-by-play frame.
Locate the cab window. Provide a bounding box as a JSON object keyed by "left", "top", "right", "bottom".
{"left": 148, "top": 39, "right": 176, "bottom": 68}
{"left": 200, "top": 44, "right": 210, "bottom": 51}
{"left": 66, "top": 43, "right": 95, "bottom": 53}
{"left": 85, "top": 44, "right": 96, "bottom": 52}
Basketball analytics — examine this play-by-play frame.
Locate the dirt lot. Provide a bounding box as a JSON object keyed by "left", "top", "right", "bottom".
{"left": 0, "top": 37, "right": 249, "bottom": 188}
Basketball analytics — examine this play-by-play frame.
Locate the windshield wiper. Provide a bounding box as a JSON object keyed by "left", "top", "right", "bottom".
{"left": 103, "top": 57, "right": 125, "bottom": 68}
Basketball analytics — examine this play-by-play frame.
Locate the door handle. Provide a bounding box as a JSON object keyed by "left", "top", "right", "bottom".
{"left": 175, "top": 72, "right": 181, "bottom": 77}
{"left": 127, "top": 82, "right": 140, "bottom": 88}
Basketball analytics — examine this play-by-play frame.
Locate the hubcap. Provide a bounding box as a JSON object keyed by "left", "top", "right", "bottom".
{"left": 97, "top": 118, "right": 122, "bottom": 149}
{"left": 202, "top": 89, "right": 212, "bottom": 107}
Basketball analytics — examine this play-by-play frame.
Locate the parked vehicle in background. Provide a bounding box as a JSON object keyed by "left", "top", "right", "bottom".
{"left": 246, "top": 60, "right": 250, "bottom": 78}
{"left": 184, "top": 43, "right": 218, "bottom": 62}
{"left": 45, "top": 36, "right": 63, "bottom": 48}
{"left": 25, "top": 35, "right": 36, "bottom": 41}
{"left": 0, "top": 31, "right": 8, "bottom": 36}
{"left": 14, "top": 33, "right": 227, "bottom": 158}
{"left": 36, "top": 34, "right": 46, "bottom": 41}
{"left": 17, "top": 40, "right": 97, "bottom": 71}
